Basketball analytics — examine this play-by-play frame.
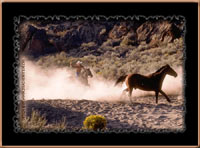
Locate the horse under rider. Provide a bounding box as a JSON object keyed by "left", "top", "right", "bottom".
{"left": 70, "top": 61, "right": 86, "bottom": 78}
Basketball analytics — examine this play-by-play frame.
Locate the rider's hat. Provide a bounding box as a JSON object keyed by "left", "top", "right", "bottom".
{"left": 76, "top": 61, "right": 82, "bottom": 65}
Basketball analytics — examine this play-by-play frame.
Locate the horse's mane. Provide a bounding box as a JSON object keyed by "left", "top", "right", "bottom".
{"left": 150, "top": 64, "right": 168, "bottom": 76}
{"left": 155, "top": 65, "right": 166, "bottom": 73}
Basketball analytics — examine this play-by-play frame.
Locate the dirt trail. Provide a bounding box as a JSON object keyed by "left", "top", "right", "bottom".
{"left": 25, "top": 95, "right": 185, "bottom": 132}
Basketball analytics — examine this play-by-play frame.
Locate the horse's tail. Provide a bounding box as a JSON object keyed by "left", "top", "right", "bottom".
{"left": 115, "top": 75, "right": 127, "bottom": 86}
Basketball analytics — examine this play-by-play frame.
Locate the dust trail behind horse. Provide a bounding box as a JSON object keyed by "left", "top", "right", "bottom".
{"left": 23, "top": 59, "right": 182, "bottom": 102}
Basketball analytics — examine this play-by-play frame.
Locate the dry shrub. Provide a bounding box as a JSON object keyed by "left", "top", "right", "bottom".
{"left": 21, "top": 110, "right": 67, "bottom": 132}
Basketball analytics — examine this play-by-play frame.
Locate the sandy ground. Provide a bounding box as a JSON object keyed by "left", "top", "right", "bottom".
{"left": 25, "top": 95, "right": 185, "bottom": 132}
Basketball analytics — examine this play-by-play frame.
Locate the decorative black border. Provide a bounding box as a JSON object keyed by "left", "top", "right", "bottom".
{"left": 2, "top": 2, "right": 198, "bottom": 146}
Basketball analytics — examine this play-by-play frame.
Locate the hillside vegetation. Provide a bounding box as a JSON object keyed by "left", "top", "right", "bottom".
{"left": 18, "top": 18, "right": 184, "bottom": 80}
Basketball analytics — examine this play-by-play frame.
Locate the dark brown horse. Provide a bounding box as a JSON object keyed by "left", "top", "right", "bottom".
{"left": 68, "top": 68, "right": 93, "bottom": 86}
{"left": 79, "top": 68, "right": 93, "bottom": 86}
{"left": 115, "top": 64, "right": 177, "bottom": 104}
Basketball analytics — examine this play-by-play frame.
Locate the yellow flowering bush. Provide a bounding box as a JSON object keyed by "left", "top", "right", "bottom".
{"left": 83, "top": 115, "right": 107, "bottom": 131}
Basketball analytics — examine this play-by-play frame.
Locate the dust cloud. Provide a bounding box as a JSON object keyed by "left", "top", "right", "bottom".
{"left": 21, "top": 59, "right": 184, "bottom": 102}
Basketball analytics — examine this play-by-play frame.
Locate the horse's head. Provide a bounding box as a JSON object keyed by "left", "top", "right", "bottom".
{"left": 165, "top": 64, "right": 177, "bottom": 77}
{"left": 84, "top": 68, "right": 93, "bottom": 78}
{"left": 83, "top": 68, "right": 93, "bottom": 78}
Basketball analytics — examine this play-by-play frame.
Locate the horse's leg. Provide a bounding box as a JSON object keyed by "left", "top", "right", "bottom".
{"left": 129, "top": 87, "right": 133, "bottom": 98}
{"left": 128, "top": 87, "right": 133, "bottom": 103}
{"left": 122, "top": 88, "right": 128, "bottom": 95}
{"left": 120, "top": 88, "right": 128, "bottom": 99}
{"left": 86, "top": 79, "right": 90, "bottom": 87}
{"left": 85, "top": 78, "right": 88, "bottom": 86}
{"left": 155, "top": 91, "right": 159, "bottom": 104}
{"left": 122, "top": 88, "right": 128, "bottom": 92}
{"left": 159, "top": 90, "right": 171, "bottom": 103}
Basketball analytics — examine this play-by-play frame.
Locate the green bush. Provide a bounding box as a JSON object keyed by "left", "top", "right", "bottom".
{"left": 83, "top": 115, "right": 107, "bottom": 131}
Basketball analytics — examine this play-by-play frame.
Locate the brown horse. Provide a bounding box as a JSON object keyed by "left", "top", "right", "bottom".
{"left": 115, "top": 64, "right": 177, "bottom": 104}
{"left": 79, "top": 68, "right": 93, "bottom": 86}
{"left": 68, "top": 68, "right": 93, "bottom": 86}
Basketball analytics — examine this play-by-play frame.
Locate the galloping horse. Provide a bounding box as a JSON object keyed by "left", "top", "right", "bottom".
{"left": 79, "top": 68, "right": 93, "bottom": 86}
{"left": 115, "top": 64, "right": 177, "bottom": 104}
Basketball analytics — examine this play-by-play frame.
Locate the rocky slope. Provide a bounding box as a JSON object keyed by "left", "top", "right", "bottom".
{"left": 19, "top": 18, "right": 185, "bottom": 58}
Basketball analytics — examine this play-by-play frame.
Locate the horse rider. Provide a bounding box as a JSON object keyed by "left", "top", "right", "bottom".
{"left": 70, "top": 61, "right": 86, "bottom": 78}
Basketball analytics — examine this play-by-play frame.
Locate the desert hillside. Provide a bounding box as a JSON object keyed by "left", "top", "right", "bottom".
{"left": 19, "top": 17, "right": 184, "bottom": 80}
